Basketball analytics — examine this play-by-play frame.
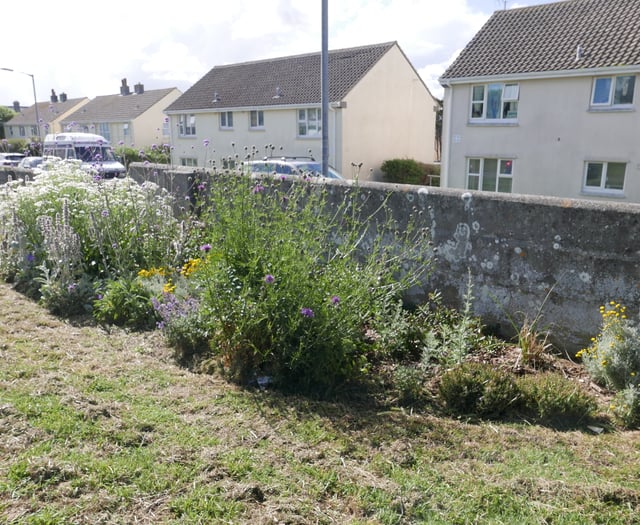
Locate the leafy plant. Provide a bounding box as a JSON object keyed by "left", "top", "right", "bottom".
{"left": 184, "top": 173, "right": 433, "bottom": 394}
{"left": 438, "top": 362, "right": 520, "bottom": 418}
{"left": 517, "top": 372, "right": 597, "bottom": 425}
{"left": 93, "top": 276, "right": 158, "bottom": 329}
{"left": 609, "top": 386, "right": 640, "bottom": 429}
{"left": 577, "top": 302, "right": 640, "bottom": 391}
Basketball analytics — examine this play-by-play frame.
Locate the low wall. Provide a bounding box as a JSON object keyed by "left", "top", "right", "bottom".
{"left": 60, "top": 163, "right": 640, "bottom": 351}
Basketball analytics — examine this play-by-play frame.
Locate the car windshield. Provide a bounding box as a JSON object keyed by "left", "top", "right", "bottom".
{"left": 293, "top": 163, "right": 342, "bottom": 179}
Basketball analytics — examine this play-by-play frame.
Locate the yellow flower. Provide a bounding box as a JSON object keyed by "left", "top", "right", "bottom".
{"left": 163, "top": 280, "right": 176, "bottom": 294}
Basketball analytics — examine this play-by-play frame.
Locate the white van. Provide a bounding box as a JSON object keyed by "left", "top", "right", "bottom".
{"left": 43, "top": 133, "right": 125, "bottom": 178}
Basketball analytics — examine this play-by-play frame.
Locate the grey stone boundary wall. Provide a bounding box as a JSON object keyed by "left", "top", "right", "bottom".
{"left": 4, "top": 163, "right": 639, "bottom": 353}
{"left": 128, "top": 163, "right": 640, "bottom": 353}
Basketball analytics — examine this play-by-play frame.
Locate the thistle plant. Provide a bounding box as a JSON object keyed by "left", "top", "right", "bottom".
{"left": 168, "top": 172, "right": 433, "bottom": 394}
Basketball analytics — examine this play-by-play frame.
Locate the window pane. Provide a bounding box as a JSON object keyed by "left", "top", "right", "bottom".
{"left": 468, "top": 158, "right": 481, "bottom": 174}
{"left": 499, "top": 159, "right": 513, "bottom": 175}
{"left": 467, "top": 175, "right": 479, "bottom": 190}
{"left": 503, "top": 84, "right": 519, "bottom": 100}
{"left": 605, "top": 162, "right": 626, "bottom": 189}
{"left": 592, "top": 78, "right": 611, "bottom": 104}
{"left": 585, "top": 163, "right": 603, "bottom": 187}
{"left": 472, "top": 85, "right": 484, "bottom": 101}
{"left": 471, "top": 102, "right": 484, "bottom": 118}
{"left": 614, "top": 76, "right": 635, "bottom": 104}
{"left": 502, "top": 101, "right": 518, "bottom": 119}
{"left": 482, "top": 158, "right": 498, "bottom": 191}
{"left": 486, "top": 84, "right": 503, "bottom": 119}
{"left": 497, "top": 178, "right": 512, "bottom": 193}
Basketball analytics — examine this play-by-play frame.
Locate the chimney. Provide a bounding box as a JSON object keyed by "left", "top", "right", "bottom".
{"left": 12, "top": 101, "right": 20, "bottom": 112}
{"left": 50, "top": 89, "right": 58, "bottom": 103}
{"left": 134, "top": 82, "right": 144, "bottom": 95}
{"left": 120, "top": 78, "right": 131, "bottom": 96}
{"left": 60, "top": 93, "right": 67, "bottom": 102}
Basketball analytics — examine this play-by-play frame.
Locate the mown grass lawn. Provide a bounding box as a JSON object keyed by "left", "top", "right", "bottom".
{"left": 1, "top": 283, "right": 639, "bottom": 524}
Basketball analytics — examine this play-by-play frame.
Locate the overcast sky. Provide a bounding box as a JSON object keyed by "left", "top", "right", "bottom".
{"left": 1, "top": 0, "right": 560, "bottom": 107}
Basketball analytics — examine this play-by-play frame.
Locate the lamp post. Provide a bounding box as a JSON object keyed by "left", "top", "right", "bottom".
{"left": 1, "top": 67, "right": 42, "bottom": 142}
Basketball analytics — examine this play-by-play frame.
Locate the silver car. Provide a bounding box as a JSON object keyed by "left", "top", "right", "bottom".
{"left": 245, "top": 157, "right": 343, "bottom": 179}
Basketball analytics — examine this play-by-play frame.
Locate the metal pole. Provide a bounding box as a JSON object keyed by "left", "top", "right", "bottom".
{"left": 29, "top": 73, "right": 42, "bottom": 142}
{"left": 0, "top": 67, "right": 41, "bottom": 142}
{"left": 321, "top": 0, "right": 329, "bottom": 177}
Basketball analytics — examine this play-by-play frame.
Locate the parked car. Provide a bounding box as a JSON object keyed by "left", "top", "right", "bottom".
{"left": 0, "top": 153, "right": 26, "bottom": 166}
{"left": 18, "top": 156, "right": 44, "bottom": 169}
{"left": 245, "top": 157, "right": 343, "bottom": 180}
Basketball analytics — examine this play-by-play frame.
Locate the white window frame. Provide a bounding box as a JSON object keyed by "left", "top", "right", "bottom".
{"left": 591, "top": 75, "right": 635, "bottom": 107}
{"left": 220, "top": 111, "right": 234, "bottom": 129}
{"left": 99, "top": 123, "right": 111, "bottom": 142}
{"left": 298, "top": 108, "right": 321, "bottom": 137}
{"left": 466, "top": 157, "right": 514, "bottom": 193}
{"left": 180, "top": 157, "right": 198, "bottom": 167}
{"left": 179, "top": 114, "right": 196, "bottom": 136}
{"left": 250, "top": 110, "right": 264, "bottom": 129}
{"left": 583, "top": 161, "right": 626, "bottom": 195}
{"left": 470, "top": 83, "right": 519, "bottom": 121}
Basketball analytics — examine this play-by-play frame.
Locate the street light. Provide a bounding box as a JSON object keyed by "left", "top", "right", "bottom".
{"left": 1, "top": 67, "right": 42, "bottom": 142}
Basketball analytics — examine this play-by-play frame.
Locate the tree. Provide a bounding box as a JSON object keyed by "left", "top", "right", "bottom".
{"left": 0, "top": 106, "right": 15, "bottom": 140}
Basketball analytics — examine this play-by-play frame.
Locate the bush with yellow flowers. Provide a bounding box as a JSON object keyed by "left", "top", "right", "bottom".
{"left": 577, "top": 302, "right": 640, "bottom": 428}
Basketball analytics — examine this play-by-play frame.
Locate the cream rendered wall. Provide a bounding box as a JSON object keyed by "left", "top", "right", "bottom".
{"left": 169, "top": 107, "right": 339, "bottom": 170}
{"left": 442, "top": 75, "right": 640, "bottom": 202}
{"left": 340, "top": 44, "right": 438, "bottom": 181}
{"left": 128, "top": 89, "right": 182, "bottom": 148}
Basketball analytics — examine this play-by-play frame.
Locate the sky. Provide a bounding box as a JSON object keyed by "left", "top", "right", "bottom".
{"left": 1, "top": 0, "right": 561, "bottom": 107}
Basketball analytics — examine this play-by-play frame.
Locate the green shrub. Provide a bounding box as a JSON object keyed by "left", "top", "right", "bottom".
{"left": 392, "top": 364, "right": 428, "bottom": 406}
{"left": 438, "top": 362, "right": 520, "bottom": 418}
{"left": 179, "top": 173, "right": 432, "bottom": 395}
{"left": 609, "top": 386, "right": 640, "bottom": 429}
{"left": 380, "top": 159, "right": 431, "bottom": 185}
{"left": 93, "top": 276, "right": 158, "bottom": 330}
{"left": 517, "top": 373, "right": 597, "bottom": 425}
{"left": 578, "top": 303, "right": 640, "bottom": 391}
{"left": 0, "top": 162, "right": 182, "bottom": 293}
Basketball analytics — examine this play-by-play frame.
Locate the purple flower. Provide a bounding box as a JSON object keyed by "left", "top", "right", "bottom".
{"left": 101, "top": 209, "right": 109, "bottom": 217}
{"left": 331, "top": 295, "right": 340, "bottom": 305}
{"left": 300, "top": 307, "right": 315, "bottom": 318}
{"left": 253, "top": 184, "right": 265, "bottom": 194}
{"left": 264, "top": 274, "right": 275, "bottom": 284}
{"left": 197, "top": 183, "right": 206, "bottom": 191}
{"left": 200, "top": 243, "right": 212, "bottom": 253}
{"left": 203, "top": 139, "right": 210, "bottom": 147}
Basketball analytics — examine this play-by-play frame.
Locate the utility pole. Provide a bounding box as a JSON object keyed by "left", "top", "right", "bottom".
{"left": 321, "top": 0, "right": 329, "bottom": 178}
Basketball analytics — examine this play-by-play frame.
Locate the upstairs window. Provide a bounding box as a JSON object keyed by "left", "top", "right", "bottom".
{"left": 298, "top": 108, "right": 321, "bottom": 136}
{"left": 471, "top": 83, "right": 519, "bottom": 120}
{"left": 179, "top": 114, "right": 196, "bottom": 136}
{"left": 584, "top": 161, "right": 626, "bottom": 193}
{"left": 250, "top": 110, "right": 264, "bottom": 129}
{"left": 591, "top": 75, "right": 635, "bottom": 107}
{"left": 220, "top": 111, "right": 233, "bottom": 129}
{"left": 467, "top": 158, "right": 513, "bottom": 193}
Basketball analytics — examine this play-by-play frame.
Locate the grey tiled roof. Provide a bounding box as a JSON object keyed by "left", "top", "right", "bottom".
{"left": 440, "top": 0, "right": 640, "bottom": 81}
{"left": 165, "top": 42, "right": 397, "bottom": 112}
{"left": 64, "top": 88, "right": 178, "bottom": 123}
{"left": 8, "top": 98, "right": 86, "bottom": 125}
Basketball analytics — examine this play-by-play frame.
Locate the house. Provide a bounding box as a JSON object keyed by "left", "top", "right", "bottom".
{"left": 61, "top": 80, "right": 182, "bottom": 149}
{"left": 3, "top": 93, "right": 89, "bottom": 140}
{"left": 439, "top": 0, "right": 640, "bottom": 202}
{"left": 164, "top": 42, "right": 439, "bottom": 180}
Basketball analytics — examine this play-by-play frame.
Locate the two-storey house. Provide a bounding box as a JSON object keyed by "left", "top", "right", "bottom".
{"left": 439, "top": 0, "right": 640, "bottom": 202}
{"left": 164, "top": 41, "right": 439, "bottom": 180}
{"left": 61, "top": 80, "right": 182, "bottom": 149}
